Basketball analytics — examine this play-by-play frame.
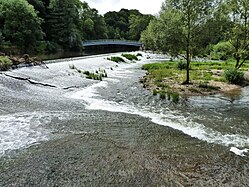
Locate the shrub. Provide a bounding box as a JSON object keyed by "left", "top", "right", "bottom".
{"left": 136, "top": 53, "right": 143, "bottom": 57}
{"left": 152, "top": 89, "right": 158, "bottom": 95}
{"left": 177, "top": 61, "right": 187, "bottom": 70}
{"left": 159, "top": 91, "right": 166, "bottom": 99}
{"left": 0, "top": 56, "right": 12, "bottom": 71}
{"left": 171, "top": 92, "right": 180, "bottom": 103}
{"left": 210, "top": 41, "right": 234, "bottom": 60}
{"left": 83, "top": 71, "right": 90, "bottom": 75}
{"left": 225, "top": 69, "right": 244, "bottom": 84}
{"left": 107, "top": 56, "right": 125, "bottom": 63}
{"left": 121, "top": 53, "right": 138, "bottom": 61}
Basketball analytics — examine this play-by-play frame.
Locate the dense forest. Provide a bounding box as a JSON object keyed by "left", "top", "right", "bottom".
{"left": 0, "top": 0, "right": 153, "bottom": 55}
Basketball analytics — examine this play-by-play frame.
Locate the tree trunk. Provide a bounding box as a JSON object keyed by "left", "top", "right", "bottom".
{"left": 184, "top": 13, "right": 191, "bottom": 85}
{"left": 184, "top": 50, "right": 190, "bottom": 84}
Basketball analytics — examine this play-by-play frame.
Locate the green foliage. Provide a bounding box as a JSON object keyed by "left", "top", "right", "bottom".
{"left": 121, "top": 53, "right": 138, "bottom": 61}
{"left": 223, "top": 0, "right": 249, "bottom": 69}
{"left": 47, "top": 0, "right": 82, "bottom": 50}
{"left": 171, "top": 92, "right": 180, "bottom": 103}
{"left": 152, "top": 89, "right": 158, "bottom": 95}
{"left": 211, "top": 41, "right": 234, "bottom": 60}
{"left": 129, "top": 14, "right": 153, "bottom": 40}
{"left": 83, "top": 70, "right": 90, "bottom": 76}
{"left": 80, "top": 3, "right": 108, "bottom": 40}
{"left": 0, "top": 30, "right": 3, "bottom": 45}
{"left": 0, "top": 56, "right": 12, "bottom": 71}
{"left": 0, "top": 0, "right": 152, "bottom": 54}
{"left": 0, "top": 0, "right": 44, "bottom": 52}
{"left": 141, "top": 0, "right": 215, "bottom": 83}
{"left": 177, "top": 61, "right": 187, "bottom": 70}
{"left": 225, "top": 69, "right": 244, "bottom": 84}
{"left": 69, "top": 65, "right": 107, "bottom": 81}
{"left": 104, "top": 9, "right": 153, "bottom": 40}
{"left": 107, "top": 56, "right": 125, "bottom": 63}
{"left": 86, "top": 72, "right": 105, "bottom": 81}
{"left": 159, "top": 91, "right": 166, "bottom": 99}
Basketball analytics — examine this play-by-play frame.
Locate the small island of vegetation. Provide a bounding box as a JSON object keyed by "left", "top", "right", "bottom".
{"left": 140, "top": 0, "right": 249, "bottom": 100}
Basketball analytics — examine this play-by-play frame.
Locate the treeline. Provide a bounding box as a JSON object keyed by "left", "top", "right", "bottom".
{"left": 141, "top": 0, "right": 249, "bottom": 83}
{"left": 0, "top": 0, "right": 153, "bottom": 54}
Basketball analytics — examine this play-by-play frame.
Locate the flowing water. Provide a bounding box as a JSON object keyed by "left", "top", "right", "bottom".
{"left": 0, "top": 52, "right": 248, "bottom": 186}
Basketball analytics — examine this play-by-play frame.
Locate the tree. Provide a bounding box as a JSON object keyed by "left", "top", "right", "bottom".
{"left": 128, "top": 14, "right": 154, "bottom": 41}
{"left": 89, "top": 9, "right": 108, "bottom": 39}
{"left": 0, "top": 0, "right": 44, "bottom": 52}
{"left": 104, "top": 9, "right": 144, "bottom": 40}
{"left": 78, "top": 2, "right": 108, "bottom": 40}
{"left": 140, "top": 19, "right": 159, "bottom": 51}
{"left": 224, "top": 0, "right": 249, "bottom": 69}
{"left": 142, "top": 0, "right": 213, "bottom": 84}
{"left": 47, "top": 0, "right": 82, "bottom": 50}
{"left": 0, "top": 30, "right": 3, "bottom": 45}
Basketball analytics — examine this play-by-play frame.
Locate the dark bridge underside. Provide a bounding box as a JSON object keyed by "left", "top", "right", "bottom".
{"left": 82, "top": 40, "right": 143, "bottom": 47}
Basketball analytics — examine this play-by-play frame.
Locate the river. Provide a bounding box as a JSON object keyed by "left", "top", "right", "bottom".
{"left": 0, "top": 52, "right": 248, "bottom": 186}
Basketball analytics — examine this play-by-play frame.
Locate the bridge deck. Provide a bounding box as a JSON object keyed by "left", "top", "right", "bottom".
{"left": 82, "top": 40, "right": 143, "bottom": 47}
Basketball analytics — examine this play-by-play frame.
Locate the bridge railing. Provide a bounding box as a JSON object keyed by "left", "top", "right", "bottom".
{"left": 82, "top": 39, "right": 143, "bottom": 47}
{"left": 83, "top": 39, "right": 141, "bottom": 43}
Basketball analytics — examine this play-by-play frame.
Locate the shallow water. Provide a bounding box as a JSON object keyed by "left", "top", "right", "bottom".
{"left": 0, "top": 52, "right": 248, "bottom": 186}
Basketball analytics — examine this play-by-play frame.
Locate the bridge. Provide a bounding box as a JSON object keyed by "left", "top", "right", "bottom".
{"left": 82, "top": 40, "right": 143, "bottom": 47}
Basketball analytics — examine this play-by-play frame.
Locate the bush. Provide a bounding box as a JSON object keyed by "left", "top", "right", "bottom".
{"left": 0, "top": 56, "right": 12, "bottom": 71}
{"left": 159, "top": 91, "right": 166, "bottom": 99}
{"left": 171, "top": 92, "right": 180, "bottom": 103}
{"left": 225, "top": 69, "right": 244, "bottom": 84}
{"left": 177, "top": 61, "right": 187, "bottom": 70}
{"left": 107, "top": 56, "right": 125, "bottom": 63}
{"left": 211, "top": 41, "right": 234, "bottom": 60}
{"left": 121, "top": 53, "right": 138, "bottom": 61}
{"left": 152, "top": 89, "right": 158, "bottom": 95}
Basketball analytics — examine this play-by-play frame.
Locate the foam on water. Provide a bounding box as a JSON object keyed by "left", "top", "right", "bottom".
{"left": 0, "top": 112, "right": 69, "bottom": 156}
{"left": 69, "top": 77, "right": 249, "bottom": 156}
{"left": 230, "top": 147, "right": 248, "bottom": 157}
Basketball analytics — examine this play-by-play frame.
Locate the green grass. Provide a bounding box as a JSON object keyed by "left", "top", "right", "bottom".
{"left": 121, "top": 53, "right": 138, "bottom": 61}
{"left": 0, "top": 56, "right": 12, "bottom": 71}
{"left": 69, "top": 65, "right": 107, "bottom": 81}
{"left": 142, "top": 60, "right": 249, "bottom": 97}
{"left": 107, "top": 56, "right": 125, "bottom": 63}
{"left": 142, "top": 60, "right": 249, "bottom": 85}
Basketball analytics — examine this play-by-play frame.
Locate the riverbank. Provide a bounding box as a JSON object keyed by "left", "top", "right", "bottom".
{"left": 141, "top": 60, "right": 249, "bottom": 98}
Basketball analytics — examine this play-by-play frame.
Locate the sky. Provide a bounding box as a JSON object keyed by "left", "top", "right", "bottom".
{"left": 83, "top": 0, "right": 164, "bottom": 15}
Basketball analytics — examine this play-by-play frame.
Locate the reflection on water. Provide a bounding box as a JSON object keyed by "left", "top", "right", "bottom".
{"left": 222, "top": 88, "right": 243, "bottom": 102}
{"left": 37, "top": 46, "right": 140, "bottom": 60}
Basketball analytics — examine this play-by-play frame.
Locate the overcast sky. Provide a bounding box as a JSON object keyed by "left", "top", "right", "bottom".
{"left": 83, "top": 0, "right": 164, "bottom": 15}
